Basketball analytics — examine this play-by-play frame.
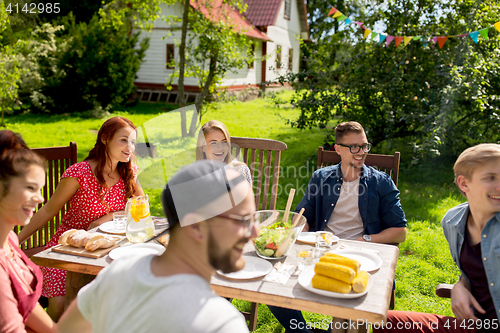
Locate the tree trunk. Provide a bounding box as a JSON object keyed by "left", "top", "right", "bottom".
{"left": 190, "top": 50, "right": 218, "bottom": 136}
{"left": 178, "top": 0, "right": 190, "bottom": 137}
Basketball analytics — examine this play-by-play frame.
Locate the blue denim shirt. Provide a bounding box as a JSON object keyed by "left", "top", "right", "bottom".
{"left": 296, "top": 163, "right": 406, "bottom": 234}
{"left": 441, "top": 203, "right": 500, "bottom": 321}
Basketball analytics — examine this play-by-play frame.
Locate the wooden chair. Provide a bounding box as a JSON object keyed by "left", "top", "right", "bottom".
{"left": 317, "top": 146, "right": 400, "bottom": 186}
{"left": 230, "top": 137, "right": 287, "bottom": 331}
{"left": 317, "top": 146, "right": 401, "bottom": 313}
{"left": 14, "top": 142, "right": 77, "bottom": 257}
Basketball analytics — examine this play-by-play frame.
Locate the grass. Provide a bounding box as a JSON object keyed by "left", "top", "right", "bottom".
{"left": 4, "top": 90, "right": 466, "bottom": 331}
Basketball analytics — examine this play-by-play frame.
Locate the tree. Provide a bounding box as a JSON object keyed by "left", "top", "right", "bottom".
{"left": 165, "top": 0, "right": 253, "bottom": 136}
{"left": 275, "top": 0, "right": 500, "bottom": 158}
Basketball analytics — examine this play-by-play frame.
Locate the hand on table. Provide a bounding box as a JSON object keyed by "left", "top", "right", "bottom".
{"left": 451, "top": 278, "right": 485, "bottom": 321}
{"left": 87, "top": 212, "right": 113, "bottom": 230}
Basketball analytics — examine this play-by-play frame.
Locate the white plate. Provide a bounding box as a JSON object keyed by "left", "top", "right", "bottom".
{"left": 99, "top": 221, "right": 126, "bottom": 235}
{"left": 153, "top": 217, "right": 169, "bottom": 228}
{"left": 217, "top": 256, "right": 273, "bottom": 280}
{"left": 109, "top": 243, "right": 165, "bottom": 260}
{"left": 328, "top": 249, "right": 382, "bottom": 273}
{"left": 297, "top": 232, "right": 339, "bottom": 245}
{"left": 298, "top": 265, "right": 372, "bottom": 299}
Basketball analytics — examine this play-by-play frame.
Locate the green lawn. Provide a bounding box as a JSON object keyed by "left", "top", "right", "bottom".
{"left": 4, "top": 91, "right": 464, "bottom": 331}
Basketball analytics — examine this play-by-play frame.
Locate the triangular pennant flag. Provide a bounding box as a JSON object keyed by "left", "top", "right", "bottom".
{"left": 370, "top": 32, "right": 377, "bottom": 42}
{"left": 459, "top": 33, "right": 468, "bottom": 38}
{"left": 386, "top": 35, "right": 395, "bottom": 46}
{"left": 469, "top": 31, "right": 479, "bottom": 43}
{"left": 332, "top": 11, "right": 342, "bottom": 19}
{"left": 364, "top": 29, "right": 372, "bottom": 39}
{"left": 378, "top": 34, "right": 387, "bottom": 44}
{"left": 337, "top": 15, "right": 347, "bottom": 22}
{"left": 422, "top": 36, "right": 428, "bottom": 47}
{"left": 430, "top": 37, "right": 438, "bottom": 48}
{"left": 404, "top": 36, "right": 412, "bottom": 46}
{"left": 412, "top": 36, "right": 421, "bottom": 41}
{"left": 395, "top": 37, "right": 403, "bottom": 47}
{"left": 495, "top": 22, "right": 500, "bottom": 32}
{"left": 437, "top": 36, "right": 448, "bottom": 49}
{"left": 345, "top": 18, "right": 353, "bottom": 24}
{"left": 328, "top": 7, "right": 338, "bottom": 16}
{"left": 354, "top": 21, "right": 364, "bottom": 27}
{"left": 479, "top": 28, "right": 488, "bottom": 40}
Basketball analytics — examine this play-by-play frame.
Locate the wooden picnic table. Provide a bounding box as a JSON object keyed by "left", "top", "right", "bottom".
{"left": 31, "top": 238, "right": 398, "bottom": 332}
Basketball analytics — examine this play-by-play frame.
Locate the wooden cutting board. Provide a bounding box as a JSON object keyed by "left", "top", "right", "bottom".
{"left": 51, "top": 243, "right": 122, "bottom": 259}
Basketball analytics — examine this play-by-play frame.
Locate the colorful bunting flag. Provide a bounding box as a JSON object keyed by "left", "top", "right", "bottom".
{"left": 479, "top": 28, "right": 489, "bottom": 40}
{"left": 469, "top": 31, "right": 479, "bottom": 43}
{"left": 422, "top": 36, "right": 428, "bottom": 47}
{"left": 395, "top": 37, "right": 403, "bottom": 47}
{"left": 437, "top": 36, "right": 448, "bottom": 49}
{"left": 328, "top": 7, "right": 338, "bottom": 16}
{"left": 327, "top": 6, "right": 500, "bottom": 50}
{"left": 332, "top": 11, "right": 342, "bottom": 19}
{"left": 386, "top": 35, "right": 395, "bottom": 46}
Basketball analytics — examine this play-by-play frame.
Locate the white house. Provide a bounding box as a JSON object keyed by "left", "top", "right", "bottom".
{"left": 133, "top": 0, "right": 309, "bottom": 102}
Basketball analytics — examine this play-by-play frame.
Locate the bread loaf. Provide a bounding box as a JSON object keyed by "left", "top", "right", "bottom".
{"left": 59, "top": 230, "right": 119, "bottom": 251}
{"left": 59, "top": 229, "right": 78, "bottom": 246}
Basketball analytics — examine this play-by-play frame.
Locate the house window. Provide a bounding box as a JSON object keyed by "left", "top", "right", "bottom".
{"left": 166, "top": 44, "right": 175, "bottom": 69}
{"left": 276, "top": 45, "right": 282, "bottom": 69}
{"left": 248, "top": 44, "right": 255, "bottom": 69}
{"left": 284, "top": 0, "right": 291, "bottom": 20}
{"left": 288, "top": 48, "right": 293, "bottom": 71}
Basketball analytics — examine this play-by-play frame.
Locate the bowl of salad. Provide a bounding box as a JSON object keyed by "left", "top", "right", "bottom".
{"left": 253, "top": 210, "right": 307, "bottom": 259}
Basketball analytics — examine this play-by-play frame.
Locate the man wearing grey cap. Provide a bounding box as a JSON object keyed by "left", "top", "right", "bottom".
{"left": 58, "top": 160, "right": 257, "bottom": 333}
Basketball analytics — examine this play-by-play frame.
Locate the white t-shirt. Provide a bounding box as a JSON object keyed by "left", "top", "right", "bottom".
{"left": 326, "top": 178, "right": 364, "bottom": 240}
{"left": 78, "top": 255, "right": 249, "bottom": 333}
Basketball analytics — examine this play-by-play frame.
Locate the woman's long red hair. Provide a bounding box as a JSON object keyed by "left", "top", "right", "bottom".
{"left": 85, "top": 117, "right": 137, "bottom": 204}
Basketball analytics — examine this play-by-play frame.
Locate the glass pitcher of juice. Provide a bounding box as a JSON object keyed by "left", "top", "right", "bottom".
{"left": 125, "top": 195, "right": 155, "bottom": 243}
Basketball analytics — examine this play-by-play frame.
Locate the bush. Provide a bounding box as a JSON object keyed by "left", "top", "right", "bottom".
{"left": 17, "top": 14, "right": 149, "bottom": 115}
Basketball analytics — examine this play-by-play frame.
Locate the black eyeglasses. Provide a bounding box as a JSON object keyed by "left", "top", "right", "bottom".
{"left": 337, "top": 143, "right": 372, "bottom": 154}
{"left": 217, "top": 212, "right": 258, "bottom": 237}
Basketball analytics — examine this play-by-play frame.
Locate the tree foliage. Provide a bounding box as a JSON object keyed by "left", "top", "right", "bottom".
{"left": 276, "top": 0, "right": 500, "bottom": 158}
{"left": 164, "top": 0, "right": 254, "bottom": 135}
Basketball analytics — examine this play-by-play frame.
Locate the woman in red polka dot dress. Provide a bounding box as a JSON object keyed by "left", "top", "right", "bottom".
{"left": 18, "top": 117, "right": 144, "bottom": 321}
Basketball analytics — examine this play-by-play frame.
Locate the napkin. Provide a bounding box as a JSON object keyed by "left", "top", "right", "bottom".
{"left": 263, "top": 262, "right": 296, "bottom": 284}
{"left": 337, "top": 243, "right": 379, "bottom": 255}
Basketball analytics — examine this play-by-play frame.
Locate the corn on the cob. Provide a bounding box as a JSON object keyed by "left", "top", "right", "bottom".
{"left": 352, "top": 271, "right": 369, "bottom": 293}
{"left": 320, "top": 253, "right": 361, "bottom": 273}
{"left": 312, "top": 274, "right": 351, "bottom": 294}
{"left": 314, "top": 262, "right": 356, "bottom": 284}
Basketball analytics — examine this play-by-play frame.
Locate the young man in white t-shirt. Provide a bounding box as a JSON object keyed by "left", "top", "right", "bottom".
{"left": 58, "top": 160, "right": 257, "bottom": 333}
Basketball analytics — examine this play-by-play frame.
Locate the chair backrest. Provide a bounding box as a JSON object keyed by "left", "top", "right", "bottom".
{"left": 317, "top": 146, "right": 400, "bottom": 186}
{"left": 231, "top": 137, "right": 287, "bottom": 211}
{"left": 14, "top": 142, "right": 77, "bottom": 257}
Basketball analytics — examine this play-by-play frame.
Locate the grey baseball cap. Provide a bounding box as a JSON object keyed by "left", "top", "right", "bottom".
{"left": 161, "top": 160, "right": 247, "bottom": 229}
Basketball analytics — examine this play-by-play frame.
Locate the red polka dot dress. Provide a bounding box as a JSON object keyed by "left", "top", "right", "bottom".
{"left": 40, "top": 161, "right": 138, "bottom": 298}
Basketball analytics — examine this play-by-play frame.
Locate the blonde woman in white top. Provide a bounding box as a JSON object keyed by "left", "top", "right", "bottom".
{"left": 196, "top": 120, "right": 252, "bottom": 185}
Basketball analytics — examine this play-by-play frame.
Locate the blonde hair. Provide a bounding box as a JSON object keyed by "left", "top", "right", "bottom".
{"left": 454, "top": 143, "right": 500, "bottom": 196}
{"left": 196, "top": 120, "right": 243, "bottom": 166}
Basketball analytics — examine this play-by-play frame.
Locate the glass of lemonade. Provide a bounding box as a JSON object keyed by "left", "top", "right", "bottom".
{"left": 125, "top": 195, "right": 154, "bottom": 243}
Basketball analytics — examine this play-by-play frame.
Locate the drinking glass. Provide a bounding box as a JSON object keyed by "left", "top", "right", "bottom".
{"left": 315, "top": 231, "right": 334, "bottom": 253}
{"left": 113, "top": 211, "right": 126, "bottom": 228}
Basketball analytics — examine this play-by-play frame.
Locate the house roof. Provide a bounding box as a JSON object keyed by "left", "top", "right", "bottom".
{"left": 190, "top": 0, "right": 271, "bottom": 41}
{"left": 244, "top": 0, "right": 310, "bottom": 40}
{"left": 243, "top": 0, "right": 282, "bottom": 27}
